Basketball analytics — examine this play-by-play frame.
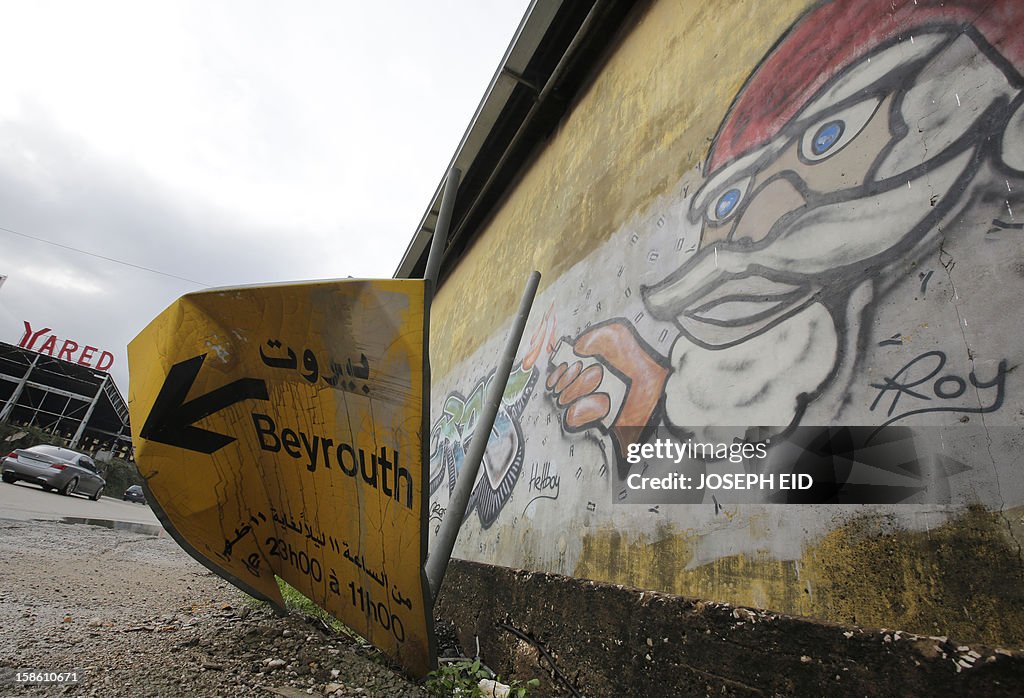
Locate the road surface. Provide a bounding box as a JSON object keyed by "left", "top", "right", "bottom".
{"left": 0, "top": 479, "right": 162, "bottom": 529}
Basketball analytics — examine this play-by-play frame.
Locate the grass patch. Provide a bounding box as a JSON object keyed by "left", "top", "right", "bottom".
{"left": 270, "top": 577, "right": 371, "bottom": 646}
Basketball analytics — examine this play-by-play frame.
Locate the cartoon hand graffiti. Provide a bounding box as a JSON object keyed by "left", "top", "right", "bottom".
{"left": 547, "top": 0, "right": 1024, "bottom": 474}
{"left": 548, "top": 321, "right": 668, "bottom": 461}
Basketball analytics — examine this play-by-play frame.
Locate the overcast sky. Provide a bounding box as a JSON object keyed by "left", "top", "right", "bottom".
{"left": 0, "top": 0, "right": 532, "bottom": 396}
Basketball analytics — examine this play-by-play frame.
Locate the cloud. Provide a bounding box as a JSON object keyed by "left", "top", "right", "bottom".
{"left": 0, "top": 0, "right": 533, "bottom": 403}
{"left": 16, "top": 264, "right": 105, "bottom": 295}
{"left": 0, "top": 115, "right": 328, "bottom": 392}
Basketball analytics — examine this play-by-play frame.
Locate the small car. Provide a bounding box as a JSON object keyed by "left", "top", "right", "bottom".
{"left": 123, "top": 484, "right": 146, "bottom": 504}
{"left": 1, "top": 444, "right": 106, "bottom": 500}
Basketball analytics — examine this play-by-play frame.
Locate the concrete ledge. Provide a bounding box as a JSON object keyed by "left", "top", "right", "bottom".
{"left": 436, "top": 559, "right": 1024, "bottom": 696}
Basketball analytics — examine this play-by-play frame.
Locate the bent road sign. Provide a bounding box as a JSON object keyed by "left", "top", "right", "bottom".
{"left": 128, "top": 279, "right": 433, "bottom": 677}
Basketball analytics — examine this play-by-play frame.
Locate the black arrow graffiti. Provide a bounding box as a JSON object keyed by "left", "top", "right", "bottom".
{"left": 140, "top": 354, "right": 269, "bottom": 454}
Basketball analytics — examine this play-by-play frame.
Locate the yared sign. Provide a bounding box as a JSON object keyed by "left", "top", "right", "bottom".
{"left": 128, "top": 279, "right": 434, "bottom": 677}
{"left": 19, "top": 321, "right": 115, "bottom": 371}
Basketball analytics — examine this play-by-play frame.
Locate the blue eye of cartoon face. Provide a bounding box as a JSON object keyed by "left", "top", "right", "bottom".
{"left": 715, "top": 188, "right": 742, "bottom": 219}
{"left": 811, "top": 120, "right": 845, "bottom": 156}
{"left": 800, "top": 98, "right": 881, "bottom": 163}
{"left": 698, "top": 175, "right": 752, "bottom": 224}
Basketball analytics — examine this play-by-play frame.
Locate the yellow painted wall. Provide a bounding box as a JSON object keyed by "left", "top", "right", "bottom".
{"left": 430, "top": 0, "right": 809, "bottom": 378}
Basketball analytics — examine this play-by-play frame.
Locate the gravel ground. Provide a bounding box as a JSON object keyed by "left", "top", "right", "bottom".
{"left": 0, "top": 519, "right": 429, "bottom": 697}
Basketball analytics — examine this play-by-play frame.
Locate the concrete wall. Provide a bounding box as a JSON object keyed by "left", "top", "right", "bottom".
{"left": 436, "top": 559, "right": 1024, "bottom": 697}
{"left": 428, "top": 0, "right": 1024, "bottom": 647}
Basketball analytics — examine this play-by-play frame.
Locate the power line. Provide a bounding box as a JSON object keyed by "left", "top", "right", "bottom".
{"left": 0, "top": 224, "right": 210, "bottom": 287}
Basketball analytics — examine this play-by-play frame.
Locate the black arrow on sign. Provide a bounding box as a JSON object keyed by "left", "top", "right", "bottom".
{"left": 140, "top": 354, "right": 269, "bottom": 454}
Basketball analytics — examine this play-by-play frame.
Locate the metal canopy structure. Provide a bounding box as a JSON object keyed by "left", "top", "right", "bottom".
{"left": 0, "top": 341, "right": 132, "bottom": 458}
{"left": 394, "top": 0, "right": 636, "bottom": 284}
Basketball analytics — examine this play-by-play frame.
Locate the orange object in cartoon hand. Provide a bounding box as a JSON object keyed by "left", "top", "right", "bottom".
{"left": 547, "top": 320, "right": 669, "bottom": 456}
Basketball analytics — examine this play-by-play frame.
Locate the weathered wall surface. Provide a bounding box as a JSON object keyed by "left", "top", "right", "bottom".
{"left": 428, "top": 0, "right": 1024, "bottom": 646}
{"left": 436, "top": 559, "right": 1024, "bottom": 697}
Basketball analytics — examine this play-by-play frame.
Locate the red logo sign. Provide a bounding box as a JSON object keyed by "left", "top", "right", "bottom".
{"left": 18, "top": 321, "right": 114, "bottom": 371}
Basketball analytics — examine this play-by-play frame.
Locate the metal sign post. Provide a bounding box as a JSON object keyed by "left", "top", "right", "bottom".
{"left": 424, "top": 168, "right": 462, "bottom": 292}
{"left": 425, "top": 270, "right": 541, "bottom": 601}
{"left": 417, "top": 164, "right": 541, "bottom": 608}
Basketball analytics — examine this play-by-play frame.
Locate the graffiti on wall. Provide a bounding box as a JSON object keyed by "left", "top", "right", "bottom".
{"left": 428, "top": 309, "right": 556, "bottom": 527}
{"left": 431, "top": 0, "right": 1024, "bottom": 528}
{"left": 546, "top": 0, "right": 1024, "bottom": 477}
{"left": 868, "top": 350, "right": 1007, "bottom": 430}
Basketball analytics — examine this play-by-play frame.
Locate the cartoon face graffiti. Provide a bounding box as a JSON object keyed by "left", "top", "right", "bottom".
{"left": 548, "top": 0, "right": 1024, "bottom": 466}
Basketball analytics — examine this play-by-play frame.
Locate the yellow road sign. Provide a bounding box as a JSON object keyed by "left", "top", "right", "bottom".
{"left": 128, "top": 279, "right": 433, "bottom": 677}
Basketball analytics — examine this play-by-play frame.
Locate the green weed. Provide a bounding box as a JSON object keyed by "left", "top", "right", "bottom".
{"left": 425, "top": 658, "right": 539, "bottom": 697}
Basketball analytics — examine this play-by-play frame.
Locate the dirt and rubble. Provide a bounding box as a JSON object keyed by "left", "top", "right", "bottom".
{"left": 8, "top": 516, "right": 1023, "bottom": 697}
{"left": 0, "top": 519, "right": 428, "bottom": 697}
